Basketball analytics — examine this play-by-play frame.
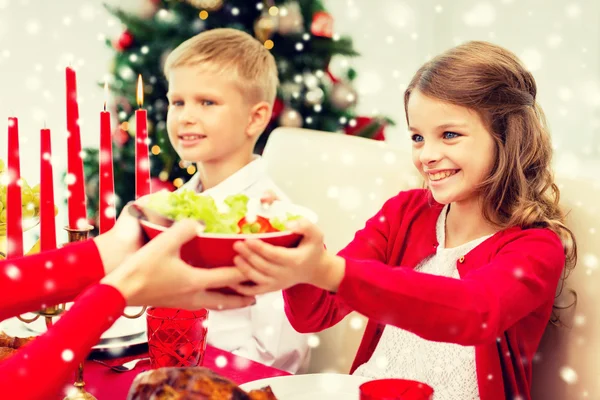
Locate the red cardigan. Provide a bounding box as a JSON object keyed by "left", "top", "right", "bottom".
{"left": 0, "top": 240, "right": 125, "bottom": 399}
{"left": 283, "top": 189, "right": 565, "bottom": 400}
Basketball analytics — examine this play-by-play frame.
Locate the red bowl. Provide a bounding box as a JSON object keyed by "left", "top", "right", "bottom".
{"left": 139, "top": 202, "right": 318, "bottom": 269}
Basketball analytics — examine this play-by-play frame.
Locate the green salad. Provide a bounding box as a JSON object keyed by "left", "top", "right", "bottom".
{"left": 144, "top": 190, "right": 301, "bottom": 234}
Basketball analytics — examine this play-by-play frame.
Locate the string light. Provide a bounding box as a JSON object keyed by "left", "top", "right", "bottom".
{"left": 199, "top": 10, "right": 209, "bottom": 20}
{"left": 173, "top": 178, "right": 184, "bottom": 188}
{"left": 264, "top": 40, "right": 274, "bottom": 49}
{"left": 151, "top": 145, "right": 161, "bottom": 155}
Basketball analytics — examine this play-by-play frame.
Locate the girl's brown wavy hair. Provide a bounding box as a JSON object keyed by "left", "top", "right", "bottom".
{"left": 404, "top": 41, "right": 577, "bottom": 323}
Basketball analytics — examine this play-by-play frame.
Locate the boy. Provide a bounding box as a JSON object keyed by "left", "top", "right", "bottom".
{"left": 163, "top": 28, "right": 309, "bottom": 373}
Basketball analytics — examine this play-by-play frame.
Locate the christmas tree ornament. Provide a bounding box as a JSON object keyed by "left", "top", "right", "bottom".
{"left": 278, "top": 2, "right": 304, "bottom": 35}
{"left": 115, "top": 30, "right": 134, "bottom": 51}
{"left": 117, "top": 65, "right": 136, "bottom": 81}
{"left": 280, "top": 82, "right": 302, "bottom": 101}
{"left": 344, "top": 116, "right": 386, "bottom": 141}
{"left": 330, "top": 81, "right": 358, "bottom": 109}
{"left": 303, "top": 73, "right": 320, "bottom": 89}
{"left": 279, "top": 108, "right": 303, "bottom": 128}
{"left": 305, "top": 87, "right": 324, "bottom": 105}
{"left": 104, "top": 0, "right": 159, "bottom": 19}
{"left": 311, "top": 11, "right": 334, "bottom": 38}
{"left": 185, "top": 0, "right": 224, "bottom": 11}
{"left": 254, "top": 12, "right": 278, "bottom": 42}
{"left": 156, "top": 9, "right": 177, "bottom": 23}
{"left": 271, "top": 98, "right": 285, "bottom": 121}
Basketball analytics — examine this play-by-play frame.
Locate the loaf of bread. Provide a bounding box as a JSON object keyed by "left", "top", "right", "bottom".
{"left": 126, "top": 367, "right": 278, "bottom": 400}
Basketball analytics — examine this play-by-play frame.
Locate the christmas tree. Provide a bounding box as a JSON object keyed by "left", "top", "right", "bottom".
{"left": 83, "top": 0, "right": 393, "bottom": 227}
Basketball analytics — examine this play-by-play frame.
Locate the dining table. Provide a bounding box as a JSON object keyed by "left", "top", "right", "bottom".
{"left": 60, "top": 345, "right": 290, "bottom": 399}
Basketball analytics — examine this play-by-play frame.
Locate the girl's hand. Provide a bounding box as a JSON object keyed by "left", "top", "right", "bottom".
{"left": 232, "top": 218, "right": 346, "bottom": 295}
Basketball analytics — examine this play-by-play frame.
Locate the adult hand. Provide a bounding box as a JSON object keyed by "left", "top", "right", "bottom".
{"left": 93, "top": 203, "right": 145, "bottom": 275}
{"left": 101, "top": 219, "right": 255, "bottom": 311}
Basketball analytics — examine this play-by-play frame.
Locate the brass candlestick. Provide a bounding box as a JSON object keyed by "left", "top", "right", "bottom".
{"left": 63, "top": 225, "right": 96, "bottom": 400}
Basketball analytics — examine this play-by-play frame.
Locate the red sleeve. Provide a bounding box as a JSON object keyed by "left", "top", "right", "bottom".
{"left": 337, "top": 228, "right": 565, "bottom": 345}
{"left": 0, "top": 240, "right": 105, "bottom": 321}
{"left": 0, "top": 284, "right": 126, "bottom": 399}
{"left": 283, "top": 195, "right": 394, "bottom": 333}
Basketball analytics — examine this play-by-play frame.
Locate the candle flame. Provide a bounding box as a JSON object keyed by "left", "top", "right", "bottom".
{"left": 104, "top": 80, "right": 109, "bottom": 111}
{"left": 136, "top": 74, "right": 144, "bottom": 107}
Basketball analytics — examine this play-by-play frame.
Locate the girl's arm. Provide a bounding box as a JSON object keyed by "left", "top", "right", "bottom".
{"left": 283, "top": 196, "right": 394, "bottom": 333}
{"left": 335, "top": 228, "right": 564, "bottom": 345}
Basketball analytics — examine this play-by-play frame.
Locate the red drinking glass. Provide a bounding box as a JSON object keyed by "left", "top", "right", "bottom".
{"left": 146, "top": 307, "right": 209, "bottom": 369}
{"left": 359, "top": 379, "right": 434, "bottom": 400}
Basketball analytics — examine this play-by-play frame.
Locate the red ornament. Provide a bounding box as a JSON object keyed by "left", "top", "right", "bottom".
{"left": 113, "top": 127, "right": 130, "bottom": 147}
{"left": 271, "top": 97, "right": 284, "bottom": 121}
{"left": 115, "top": 30, "right": 134, "bottom": 51}
{"left": 344, "top": 116, "right": 386, "bottom": 141}
{"left": 150, "top": 177, "right": 176, "bottom": 193}
{"left": 311, "top": 11, "right": 334, "bottom": 38}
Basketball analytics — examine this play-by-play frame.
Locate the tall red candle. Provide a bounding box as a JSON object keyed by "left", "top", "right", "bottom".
{"left": 40, "top": 128, "right": 57, "bottom": 251}
{"left": 65, "top": 66, "right": 87, "bottom": 229}
{"left": 135, "top": 74, "right": 150, "bottom": 199}
{"left": 7, "top": 117, "right": 23, "bottom": 258}
{"left": 99, "top": 81, "right": 116, "bottom": 233}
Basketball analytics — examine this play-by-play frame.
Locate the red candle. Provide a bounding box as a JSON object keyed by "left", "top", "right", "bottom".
{"left": 135, "top": 74, "right": 150, "bottom": 199}
{"left": 6, "top": 117, "right": 23, "bottom": 258}
{"left": 65, "top": 66, "right": 87, "bottom": 229}
{"left": 99, "top": 81, "right": 116, "bottom": 233}
{"left": 40, "top": 128, "right": 57, "bottom": 251}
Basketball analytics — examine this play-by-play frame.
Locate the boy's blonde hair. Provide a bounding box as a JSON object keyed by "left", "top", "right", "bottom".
{"left": 164, "top": 28, "right": 279, "bottom": 105}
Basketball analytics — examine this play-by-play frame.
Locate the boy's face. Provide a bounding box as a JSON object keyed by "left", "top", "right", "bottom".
{"left": 166, "top": 65, "right": 255, "bottom": 164}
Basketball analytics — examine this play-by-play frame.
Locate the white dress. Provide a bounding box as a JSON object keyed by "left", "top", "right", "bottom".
{"left": 353, "top": 205, "right": 492, "bottom": 400}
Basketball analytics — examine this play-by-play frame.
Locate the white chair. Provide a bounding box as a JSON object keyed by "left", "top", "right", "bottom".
{"left": 262, "top": 127, "right": 422, "bottom": 373}
{"left": 531, "top": 177, "right": 600, "bottom": 399}
{"left": 263, "top": 127, "right": 600, "bottom": 394}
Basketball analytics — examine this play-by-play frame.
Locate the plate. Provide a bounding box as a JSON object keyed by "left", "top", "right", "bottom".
{"left": 239, "top": 373, "right": 371, "bottom": 400}
{"left": 0, "top": 315, "right": 148, "bottom": 355}
{"left": 21, "top": 306, "right": 147, "bottom": 341}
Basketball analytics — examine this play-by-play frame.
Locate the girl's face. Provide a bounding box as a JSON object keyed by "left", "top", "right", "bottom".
{"left": 407, "top": 89, "right": 496, "bottom": 206}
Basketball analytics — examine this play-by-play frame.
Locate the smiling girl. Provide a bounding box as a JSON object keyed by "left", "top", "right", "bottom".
{"left": 231, "top": 41, "right": 577, "bottom": 400}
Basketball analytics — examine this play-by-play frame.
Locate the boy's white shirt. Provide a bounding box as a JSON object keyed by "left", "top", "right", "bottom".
{"left": 179, "top": 156, "right": 310, "bottom": 373}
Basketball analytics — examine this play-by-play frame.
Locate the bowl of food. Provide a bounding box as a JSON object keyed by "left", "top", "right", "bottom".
{"left": 136, "top": 190, "right": 318, "bottom": 269}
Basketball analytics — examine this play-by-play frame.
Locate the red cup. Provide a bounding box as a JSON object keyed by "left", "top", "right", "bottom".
{"left": 146, "top": 307, "right": 209, "bottom": 369}
{"left": 359, "top": 379, "right": 434, "bottom": 400}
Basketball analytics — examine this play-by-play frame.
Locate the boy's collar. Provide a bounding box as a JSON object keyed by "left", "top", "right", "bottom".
{"left": 180, "top": 155, "right": 264, "bottom": 197}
